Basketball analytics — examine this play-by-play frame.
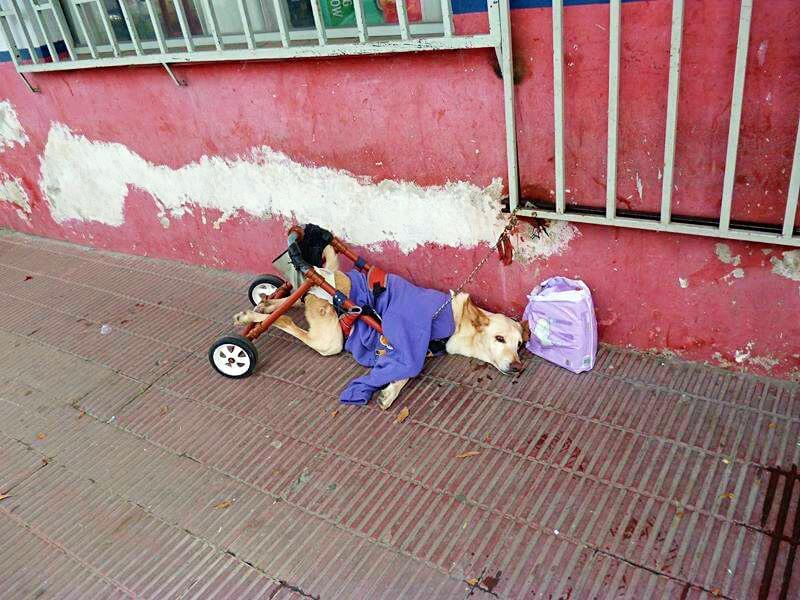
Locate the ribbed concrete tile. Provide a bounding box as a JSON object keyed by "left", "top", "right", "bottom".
{"left": 26, "top": 311, "right": 190, "bottom": 383}
{"left": 2, "top": 231, "right": 800, "bottom": 599}
{"left": 0, "top": 342, "right": 120, "bottom": 409}
{"left": 0, "top": 395, "right": 58, "bottom": 451}
{"left": 115, "top": 387, "right": 318, "bottom": 496}
{"left": 1, "top": 465, "right": 277, "bottom": 599}
{"left": 0, "top": 513, "right": 130, "bottom": 599}
{"left": 0, "top": 436, "right": 46, "bottom": 493}
{"left": 77, "top": 372, "right": 146, "bottom": 422}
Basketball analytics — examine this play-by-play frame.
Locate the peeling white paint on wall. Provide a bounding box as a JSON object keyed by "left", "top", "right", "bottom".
{"left": 512, "top": 221, "right": 581, "bottom": 262}
{"left": 0, "top": 101, "right": 29, "bottom": 152}
{"left": 723, "top": 267, "right": 745, "bottom": 282}
{"left": 0, "top": 172, "right": 30, "bottom": 220}
{"left": 757, "top": 40, "right": 768, "bottom": 67}
{"left": 749, "top": 355, "right": 780, "bottom": 371}
{"left": 727, "top": 341, "right": 780, "bottom": 371}
{"left": 714, "top": 243, "right": 741, "bottom": 266}
{"left": 37, "top": 124, "right": 573, "bottom": 256}
{"left": 734, "top": 341, "right": 754, "bottom": 364}
{"left": 769, "top": 250, "right": 800, "bottom": 281}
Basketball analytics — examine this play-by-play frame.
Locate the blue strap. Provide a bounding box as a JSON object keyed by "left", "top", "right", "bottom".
{"left": 332, "top": 290, "right": 348, "bottom": 313}
{"left": 354, "top": 257, "right": 366, "bottom": 269}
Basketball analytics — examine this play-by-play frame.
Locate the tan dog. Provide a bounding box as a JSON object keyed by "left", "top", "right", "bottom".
{"left": 235, "top": 248, "right": 526, "bottom": 409}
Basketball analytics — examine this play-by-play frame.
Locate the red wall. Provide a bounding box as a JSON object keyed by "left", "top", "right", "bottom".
{"left": 1, "top": 1, "right": 799, "bottom": 378}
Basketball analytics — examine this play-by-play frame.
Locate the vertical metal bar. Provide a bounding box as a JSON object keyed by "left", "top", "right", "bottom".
{"left": 116, "top": 0, "right": 143, "bottom": 54}
{"left": 552, "top": 0, "right": 565, "bottom": 214}
{"left": 94, "top": 0, "right": 120, "bottom": 56}
{"left": 783, "top": 112, "right": 800, "bottom": 239}
{"left": 7, "top": 0, "right": 39, "bottom": 63}
{"left": 48, "top": 0, "right": 77, "bottom": 60}
{"left": 201, "top": 0, "right": 223, "bottom": 50}
{"left": 236, "top": 0, "right": 255, "bottom": 49}
{"left": 395, "top": 0, "right": 410, "bottom": 41}
{"left": 74, "top": 4, "right": 97, "bottom": 59}
{"left": 660, "top": 0, "right": 684, "bottom": 224}
{"left": 307, "top": 0, "right": 325, "bottom": 45}
{"left": 605, "top": 0, "right": 621, "bottom": 219}
{"left": 271, "top": 0, "right": 289, "bottom": 47}
{"left": 719, "top": 0, "right": 752, "bottom": 233}
{"left": 142, "top": 0, "right": 166, "bottom": 52}
{"left": 254, "top": 0, "right": 269, "bottom": 31}
{"left": 28, "top": 0, "right": 58, "bottom": 62}
{"left": 497, "top": 0, "right": 519, "bottom": 212}
{"left": 440, "top": 0, "right": 453, "bottom": 37}
{"left": 353, "top": 0, "right": 367, "bottom": 43}
{"left": 487, "top": 0, "right": 500, "bottom": 39}
{"left": 0, "top": 9, "right": 22, "bottom": 66}
{"left": 171, "top": 0, "right": 193, "bottom": 52}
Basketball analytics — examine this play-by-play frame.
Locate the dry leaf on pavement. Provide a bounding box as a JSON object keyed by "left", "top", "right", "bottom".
{"left": 36, "top": 432, "right": 47, "bottom": 440}
{"left": 395, "top": 407, "right": 410, "bottom": 423}
{"left": 456, "top": 451, "right": 481, "bottom": 459}
{"left": 213, "top": 499, "right": 232, "bottom": 509}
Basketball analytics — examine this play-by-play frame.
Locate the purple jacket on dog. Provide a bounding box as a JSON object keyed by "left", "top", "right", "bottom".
{"left": 340, "top": 269, "right": 455, "bottom": 405}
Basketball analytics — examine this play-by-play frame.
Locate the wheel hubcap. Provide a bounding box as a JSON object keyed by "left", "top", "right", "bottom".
{"left": 213, "top": 343, "right": 251, "bottom": 376}
{"left": 252, "top": 282, "right": 277, "bottom": 304}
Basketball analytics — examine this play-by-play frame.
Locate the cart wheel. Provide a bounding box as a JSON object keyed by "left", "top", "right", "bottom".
{"left": 209, "top": 335, "right": 258, "bottom": 378}
{"left": 248, "top": 274, "right": 286, "bottom": 306}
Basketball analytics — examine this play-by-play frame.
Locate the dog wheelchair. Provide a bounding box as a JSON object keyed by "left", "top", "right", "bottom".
{"left": 208, "top": 224, "right": 385, "bottom": 378}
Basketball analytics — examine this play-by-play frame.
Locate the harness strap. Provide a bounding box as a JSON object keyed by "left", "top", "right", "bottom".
{"left": 339, "top": 310, "right": 360, "bottom": 337}
{"left": 337, "top": 269, "right": 387, "bottom": 339}
{"left": 367, "top": 266, "right": 388, "bottom": 300}
{"left": 332, "top": 290, "right": 349, "bottom": 314}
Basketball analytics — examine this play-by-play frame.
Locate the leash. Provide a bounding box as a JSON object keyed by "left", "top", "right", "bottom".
{"left": 431, "top": 210, "right": 520, "bottom": 320}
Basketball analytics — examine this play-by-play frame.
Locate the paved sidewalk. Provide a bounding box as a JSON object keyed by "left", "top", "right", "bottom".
{"left": 0, "top": 229, "right": 798, "bottom": 599}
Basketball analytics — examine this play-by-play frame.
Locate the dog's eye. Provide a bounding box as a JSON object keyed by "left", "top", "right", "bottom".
{"left": 495, "top": 335, "right": 506, "bottom": 344}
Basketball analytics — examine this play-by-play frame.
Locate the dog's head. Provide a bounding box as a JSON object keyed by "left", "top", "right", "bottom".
{"left": 447, "top": 293, "right": 525, "bottom": 374}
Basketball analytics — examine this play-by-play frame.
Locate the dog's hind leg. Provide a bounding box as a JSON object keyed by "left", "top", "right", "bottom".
{"left": 274, "top": 296, "right": 343, "bottom": 357}
{"left": 376, "top": 378, "right": 410, "bottom": 410}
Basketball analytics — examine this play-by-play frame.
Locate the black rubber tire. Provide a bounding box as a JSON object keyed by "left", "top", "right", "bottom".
{"left": 208, "top": 335, "right": 259, "bottom": 378}
{"left": 248, "top": 274, "right": 286, "bottom": 306}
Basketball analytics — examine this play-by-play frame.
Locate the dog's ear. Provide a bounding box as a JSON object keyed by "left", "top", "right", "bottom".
{"left": 463, "top": 296, "right": 489, "bottom": 331}
{"left": 520, "top": 319, "right": 531, "bottom": 343}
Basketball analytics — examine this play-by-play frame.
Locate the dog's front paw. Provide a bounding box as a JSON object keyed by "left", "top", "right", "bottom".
{"left": 233, "top": 311, "right": 251, "bottom": 326}
{"left": 376, "top": 388, "right": 397, "bottom": 411}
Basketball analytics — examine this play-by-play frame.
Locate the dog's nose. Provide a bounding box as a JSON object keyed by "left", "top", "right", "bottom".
{"left": 509, "top": 360, "right": 525, "bottom": 373}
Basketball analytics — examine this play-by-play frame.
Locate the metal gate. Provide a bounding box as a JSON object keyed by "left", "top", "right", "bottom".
{"left": 514, "top": 0, "right": 800, "bottom": 248}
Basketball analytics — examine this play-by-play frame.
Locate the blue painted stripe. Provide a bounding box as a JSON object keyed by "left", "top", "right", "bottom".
{"left": 453, "top": 0, "right": 640, "bottom": 15}
{"left": 0, "top": 39, "right": 68, "bottom": 64}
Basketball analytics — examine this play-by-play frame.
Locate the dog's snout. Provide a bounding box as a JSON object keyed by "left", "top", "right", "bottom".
{"left": 509, "top": 360, "right": 525, "bottom": 373}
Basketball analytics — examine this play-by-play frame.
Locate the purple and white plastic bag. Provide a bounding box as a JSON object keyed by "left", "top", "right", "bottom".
{"left": 522, "top": 277, "right": 597, "bottom": 374}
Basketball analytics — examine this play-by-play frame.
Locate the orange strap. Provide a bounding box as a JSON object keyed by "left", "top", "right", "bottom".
{"left": 367, "top": 266, "right": 388, "bottom": 292}
{"left": 338, "top": 267, "right": 388, "bottom": 338}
